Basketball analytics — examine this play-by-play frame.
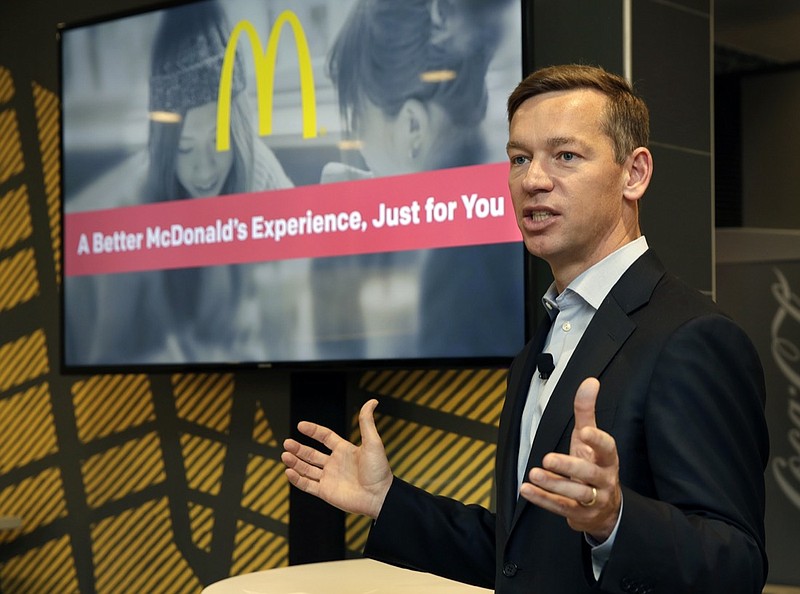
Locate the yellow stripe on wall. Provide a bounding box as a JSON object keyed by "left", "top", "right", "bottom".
{"left": 371, "top": 414, "right": 495, "bottom": 502}
{"left": 91, "top": 498, "right": 202, "bottom": 594}
{"left": 0, "top": 247, "right": 40, "bottom": 312}
{"left": 0, "top": 66, "right": 15, "bottom": 104}
{"left": 231, "top": 520, "right": 288, "bottom": 576}
{"left": 0, "top": 382, "right": 57, "bottom": 472}
{"left": 0, "top": 330, "right": 50, "bottom": 392}
{"left": 82, "top": 433, "right": 166, "bottom": 509}
{"left": 360, "top": 368, "right": 507, "bottom": 426}
{"left": 0, "top": 108, "right": 24, "bottom": 185}
{"left": 172, "top": 373, "right": 233, "bottom": 433}
{"left": 31, "top": 82, "right": 61, "bottom": 283}
{"left": 0, "top": 536, "right": 78, "bottom": 594}
{"left": 0, "top": 185, "right": 33, "bottom": 250}
{"left": 72, "top": 374, "right": 155, "bottom": 443}
{"left": 241, "top": 455, "right": 289, "bottom": 523}
{"left": 188, "top": 502, "right": 215, "bottom": 553}
{"left": 0, "top": 467, "right": 67, "bottom": 542}
{"left": 180, "top": 433, "right": 226, "bottom": 496}
{"left": 252, "top": 401, "right": 278, "bottom": 446}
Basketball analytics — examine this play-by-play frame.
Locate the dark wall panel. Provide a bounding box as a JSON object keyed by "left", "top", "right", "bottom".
{"left": 531, "top": 0, "right": 624, "bottom": 73}
{"left": 633, "top": 0, "right": 712, "bottom": 294}
{"left": 633, "top": 1, "right": 711, "bottom": 152}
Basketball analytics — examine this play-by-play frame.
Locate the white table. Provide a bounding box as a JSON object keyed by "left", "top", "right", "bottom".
{"left": 202, "top": 558, "right": 492, "bottom": 594}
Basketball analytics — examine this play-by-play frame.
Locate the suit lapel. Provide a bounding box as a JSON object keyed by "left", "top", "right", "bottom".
{"left": 527, "top": 302, "right": 634, "bottom": 465}
{"left": 497, "top": 315, "right": 552, "bottom": 532}
{"left": 509, "top": 250, "right": 665, "bottom": 530}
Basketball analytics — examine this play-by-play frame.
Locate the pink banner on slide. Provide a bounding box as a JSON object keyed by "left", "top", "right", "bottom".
{"left": 64, "top": 162, "right": 521, "bottom": 277}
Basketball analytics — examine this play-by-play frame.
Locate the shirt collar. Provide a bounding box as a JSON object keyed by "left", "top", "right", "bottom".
{"left": 542, "top": 236, "right": 649, "bottom": 315}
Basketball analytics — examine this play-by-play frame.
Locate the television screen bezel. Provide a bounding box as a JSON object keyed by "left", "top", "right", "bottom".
{"left": 57, "top": 0, "right": 535, "bottom": 375}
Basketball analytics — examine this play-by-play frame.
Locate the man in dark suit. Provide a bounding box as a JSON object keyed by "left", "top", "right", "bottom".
{"left": 282, "top": 64, "right": 769, "bottom": 593}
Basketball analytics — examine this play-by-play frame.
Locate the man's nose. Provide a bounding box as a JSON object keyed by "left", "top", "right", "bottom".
{"left": 522, "top": 159, "right": 553, "bottom": 193}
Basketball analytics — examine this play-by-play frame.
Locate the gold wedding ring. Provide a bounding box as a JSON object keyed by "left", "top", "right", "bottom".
{"left": 580, "top": 486, "right": 597, "bottom": 507}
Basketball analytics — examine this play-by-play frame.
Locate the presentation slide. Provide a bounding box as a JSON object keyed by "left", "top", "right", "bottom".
{"left": 61, "top": 0, "right": 525, "bottom": 368}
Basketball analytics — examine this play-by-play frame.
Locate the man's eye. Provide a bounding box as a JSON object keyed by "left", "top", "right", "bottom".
{"left": 511, "top": 155, "right": 528, "bottom": 165}
{"left": 560, "top": 152, "right": 575, "bottom": 161}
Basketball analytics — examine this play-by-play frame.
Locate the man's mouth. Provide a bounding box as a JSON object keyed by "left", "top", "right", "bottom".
{"left": 529, "top": 211, "right": 554, "bottom": 222}
{"left": 520, "top": 207, "right": 558, "bottom": 232}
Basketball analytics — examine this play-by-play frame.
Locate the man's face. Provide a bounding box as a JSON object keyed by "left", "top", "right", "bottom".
{"left": 506, "top": 88, "right": 635, "bottom": 288}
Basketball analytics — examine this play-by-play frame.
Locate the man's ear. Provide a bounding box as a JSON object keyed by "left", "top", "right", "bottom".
{"left": 396, "top": 99, "right": 430, "bottom": 163}
{"left": 622, "top": 147, "right": 653, "bottom": 202}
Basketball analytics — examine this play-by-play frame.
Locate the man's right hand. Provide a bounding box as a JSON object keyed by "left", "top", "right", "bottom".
{"left": 282, "top": 399, "right": 393, "bottom": 519}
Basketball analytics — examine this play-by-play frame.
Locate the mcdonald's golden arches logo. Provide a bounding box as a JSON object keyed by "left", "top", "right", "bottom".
{"left": 217, "top": 10, "right": 318, "bottom": 152}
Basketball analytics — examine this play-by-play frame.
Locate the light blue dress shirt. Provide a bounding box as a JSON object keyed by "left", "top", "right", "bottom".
{"left": 516, "top": 236, "right": 649, "bottom": 579}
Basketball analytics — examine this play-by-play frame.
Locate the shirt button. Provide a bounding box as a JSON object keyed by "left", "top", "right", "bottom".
{"left": 562, "top": 321, "right": 572, "bottom": 332}
{"left": 502, "top": 562, "right": 518, "bottom": 577}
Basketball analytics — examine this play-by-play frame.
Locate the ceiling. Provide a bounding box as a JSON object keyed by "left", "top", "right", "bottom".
{"left": 715, "top": 0, "right": 800, "bottom": 65}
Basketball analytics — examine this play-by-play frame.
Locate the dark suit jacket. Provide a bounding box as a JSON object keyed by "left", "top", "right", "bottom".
{"left": 364, "top": 250, "right": 769, "bottom": 593}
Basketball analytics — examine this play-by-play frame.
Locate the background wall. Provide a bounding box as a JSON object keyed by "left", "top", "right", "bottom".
{"left": 716, "top": 228, "right": 800, "bottom": 586}
{"left": 714, "top": 3, "right": 800, "bottom": 580}
{"left": 740, "top": 68, "right": 800, "bottom": 229}
{"left": 0, "top": 0, "right": 713, "bottom": 592}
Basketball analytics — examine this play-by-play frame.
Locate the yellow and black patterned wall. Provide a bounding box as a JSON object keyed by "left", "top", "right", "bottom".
{"left": 0, "top": 59, "right": 505, "bottom": 593}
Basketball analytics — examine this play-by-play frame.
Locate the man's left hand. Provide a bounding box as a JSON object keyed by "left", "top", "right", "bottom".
{"left": 519, "top": 377, "right": 622, "bottom": 542}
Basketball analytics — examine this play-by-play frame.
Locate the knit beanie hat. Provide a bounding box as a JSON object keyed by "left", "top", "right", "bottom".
{"left": 149, "top": 1, "right": 245, "bottom": 114}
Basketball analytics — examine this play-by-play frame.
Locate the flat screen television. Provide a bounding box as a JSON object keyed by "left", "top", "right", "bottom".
{"left": 59, "top": 0, "right": 527, "bottom": 372}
